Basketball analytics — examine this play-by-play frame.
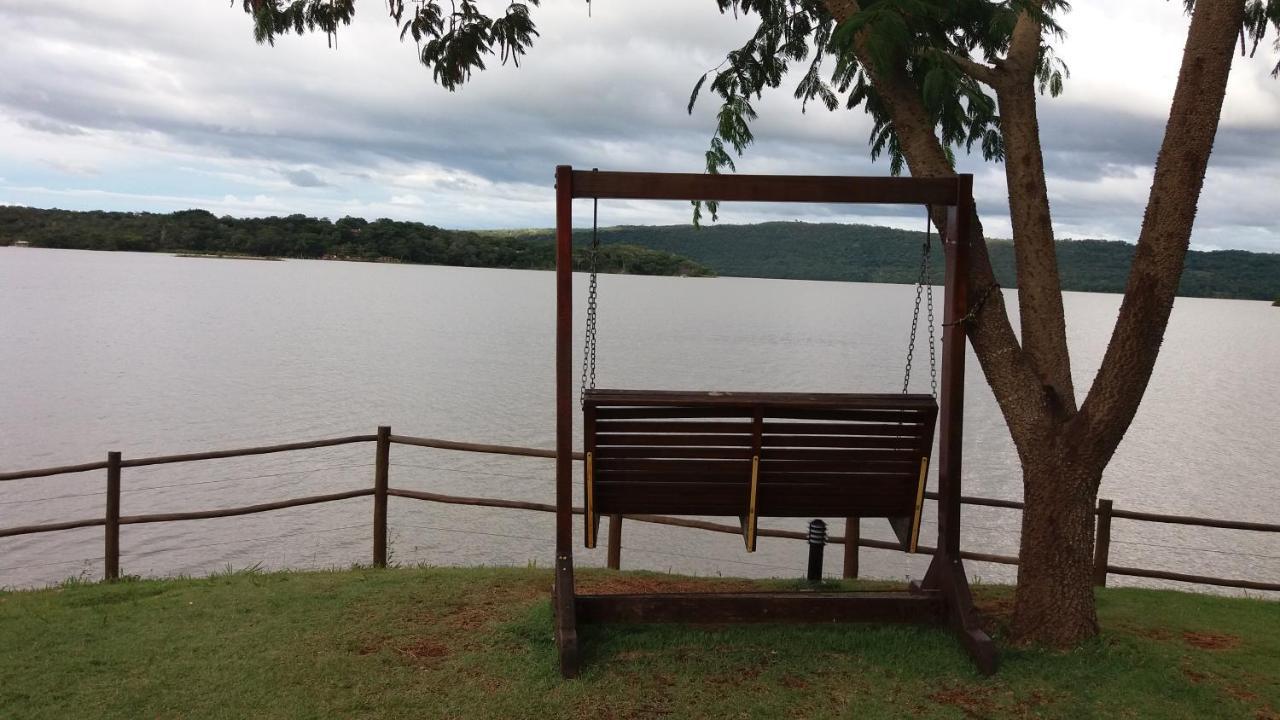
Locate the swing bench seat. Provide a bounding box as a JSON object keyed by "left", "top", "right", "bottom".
{"left": 583, "top": 389, "right": 937, "bottom": 552}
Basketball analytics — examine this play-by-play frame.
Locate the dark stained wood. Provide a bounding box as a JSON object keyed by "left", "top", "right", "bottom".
{"left": 391, "top": 433, "right": 581, "bottom": 460}
{"left": 607, "top": 514, "right": 622, "bottom": 570}
{"left": 1109, "top": 508, "right": 1280, "bottom": 532}
{"left": 388, "top": 487, "right": 565, "bottom": 513}
{"left": 0, "top": 516, "right": 108, "bottom": 539}
{"left": 924, "top": 491, "right": 1024, "bottom": 510}
{"left": 0, "top": 460, "right": 110, "bottom": 482}
{"left": 758, "top": 448, "right": 918, "bottom": 462}
{"left": 584, "top": 391, "right": 936, "bottom": 533}
{"left": 576, "top": 591, "right": 945, "bottom": 624}
{"left": 118, "top": 489, "right": 374, "bottom": 525}
{"left": 1104, "top": 564, "right": 1280, "bottom": 592}
{"left": 844, "top": 517, "right": 860, "bottom": 579}
{"left": 763, "top": 435, "right": 921, "bottom": 449}
{"left": 570, "top": 170, "right": 960, "bottom": 206}
{"left": 105, "top": 451, "right": 121, "bottom": 581}
{"left": 554, "top": 164, "right": 580, "bottom": 678}
{"left": 596, "top": 420, "right": 754, "bottom": 433}
{"left": 1092, "top": 498, "right": 1113, "bottom": 587}
{"left": 119, "top": 435, "right": 377, "bottom": 468}
{"left": 596, "top": 446, "right": 757, "bottom": 459}
{"left": 373, "top": 425, "right": 391, "bottom": 568}
{"left": 596, "top": 434, "right": 753, "bottom": 447}
{"left": 936, "top": 182, "right": 971, "bottom": 561}
{"left": 587, "top": 388, "right": 937, "bottom": 407}
{"left": 762, "top": 423, "right": 926, "bottom": 436}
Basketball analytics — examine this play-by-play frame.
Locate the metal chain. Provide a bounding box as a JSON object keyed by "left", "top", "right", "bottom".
{"left": 579, "top": 194, "right": 600, "bottom": 409}
{"left": 902, "top": 207, "right": 938, "bottom": 398}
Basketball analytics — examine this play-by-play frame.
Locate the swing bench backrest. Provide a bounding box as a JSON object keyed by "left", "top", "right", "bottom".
{"left": 583, "top": 389, "right": 937, "bottom": 552}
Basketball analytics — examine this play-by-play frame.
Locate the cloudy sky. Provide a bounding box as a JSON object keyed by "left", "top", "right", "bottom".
{"left": 1, "top": 1, "right": 1277, "bottom": 251}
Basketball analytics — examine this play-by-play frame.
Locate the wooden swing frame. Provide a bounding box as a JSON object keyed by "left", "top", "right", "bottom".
{"left": 552, "top": 166, "right": 997, "bottom": 677}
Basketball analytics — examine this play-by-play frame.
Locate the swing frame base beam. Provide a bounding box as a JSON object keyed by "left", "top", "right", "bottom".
{"left": 576, "top": 590, "right": 944, "bottom": 624}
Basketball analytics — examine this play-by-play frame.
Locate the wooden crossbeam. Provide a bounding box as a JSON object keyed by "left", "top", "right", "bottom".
{"left": 576, "top": 591, "right": 945, "bottom": 624}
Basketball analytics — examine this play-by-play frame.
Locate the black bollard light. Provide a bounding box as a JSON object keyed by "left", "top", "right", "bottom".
{"left": 806, "top": 519, "right": 827, "bottom": 584}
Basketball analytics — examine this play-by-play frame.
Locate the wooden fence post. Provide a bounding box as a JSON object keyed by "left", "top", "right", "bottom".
{"left": 105, "top": 451, "right": 121, "bottom": 581}
{"left": 843, "top": 516, "right": 859, "bottom": 579}
{"left": 607, "top": 514, "right": 622, "bottom": 570}
{"left": 1093, "top": 498, "right": 1113, "bottom": 587}
{"left": 373, "top": 426, "right": 391, "bottom": 568}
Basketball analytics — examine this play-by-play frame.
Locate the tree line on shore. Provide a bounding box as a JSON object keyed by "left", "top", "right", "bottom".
{"left": 3, "top": 205, "right": 1278, "bottom": 300}
{"left": 0, "top": 207, "right": 713, "bottom": 277}
{"left": 504, "top": 222, "right": 1280, "bottom": 301}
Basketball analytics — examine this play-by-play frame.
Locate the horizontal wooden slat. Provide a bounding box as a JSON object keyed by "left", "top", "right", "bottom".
{"left": 595, "top": 433, "right": 753, "bottom": 447}
{"left": 757, "top": 459, "right": 917, "bottom": 473}
{"left": 762, "top": 435, "right": 922, "bottom": 449}
{"left": 595, "top": 407, "right": 755, "bottom": 420}
{"left": 762, "top": 423, "right": 927, "bottom": 437}
{"left": 760, "top": 448, "right": 919, "bottom": 462}
{"left": 595, "top": 469, "right": 918, "bottom": 484}
{"left": 595, "top": 421, "right": 754, "bottom": 434}
{"left": 0, "top": 516, "right": 107, "bottom": 538}
{"left": 586, "top": 389, "right": 938, "bottom": 409}
{"left": 595, "top": 446, "right": 757, "bottom": 460}
{"left": 596, "top": 459, "right": 751, "bottom": 473}
{"left": 597, "top": 471, "right": 750, "bottom": 484}
{"left": 568, "top": 170, "right": 961, "bottom": 205}
{"left": 595, "top": 408, "right": 931, "bottom": 423}
{"left": 121, "top": 435, "right": 377, "bottom": 468}
{"left": 574, "top": 590, "right": 946, "bottom": 624}
{"left": 119, "top": 489, "right": 374, "bottom": 525}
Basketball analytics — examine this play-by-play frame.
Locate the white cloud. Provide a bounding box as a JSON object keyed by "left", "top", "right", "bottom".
{"left": 0, "top": 0, "right": 1275, "bottom": 250}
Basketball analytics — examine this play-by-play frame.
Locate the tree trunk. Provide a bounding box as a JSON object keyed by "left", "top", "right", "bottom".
{"left": 1012, "top": 450, "right": 1102, "bottom": 646}
{"left": 829, "top": 0, "right": 1246, "bottom": 650}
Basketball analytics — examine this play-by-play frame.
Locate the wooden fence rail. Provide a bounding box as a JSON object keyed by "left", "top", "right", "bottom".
{"left": 1, "top": 428, "right": 1276, "bottom": 592}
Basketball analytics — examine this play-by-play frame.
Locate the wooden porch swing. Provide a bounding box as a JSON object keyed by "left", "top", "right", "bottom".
{"left": 551, "top": 167, "right": 997, "bottom": 677}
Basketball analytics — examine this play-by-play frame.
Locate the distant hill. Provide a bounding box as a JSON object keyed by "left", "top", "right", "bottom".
{"left": 2, "top": 206, "right": 1276, "bottom": 300}
{"left": 500, "top": 222, "right": 1280, "bottom": 301}
{"left": 0, "top": 207, "right": 713, "bottom": 278}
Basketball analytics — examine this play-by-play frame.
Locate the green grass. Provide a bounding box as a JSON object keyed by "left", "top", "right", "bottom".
{"left": 1, "top": 567, "right": 1276, "bottom": 719}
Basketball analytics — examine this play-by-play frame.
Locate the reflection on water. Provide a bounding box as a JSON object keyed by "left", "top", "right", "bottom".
{"left": 1, "top": 247, "right": 1277, "bottom": 594}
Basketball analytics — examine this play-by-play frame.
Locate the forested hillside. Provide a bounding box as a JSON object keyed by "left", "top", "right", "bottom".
{"left": 0, "top": 207, "right": 713, "bottom": 277}
{"left": 3, "top": 207, "right": 1276, "bottom": 300}
{"left": 503, "top": 222, "right": 1280, "bottom": 301}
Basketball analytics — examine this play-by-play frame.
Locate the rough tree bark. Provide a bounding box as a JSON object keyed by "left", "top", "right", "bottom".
{"left": 826, "top": 0, "right": 1245, "bottom": 647}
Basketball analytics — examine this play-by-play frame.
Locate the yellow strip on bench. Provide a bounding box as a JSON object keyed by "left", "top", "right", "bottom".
{"left": 745, "top": 455, "right": 760, "bottom": 552}
{"left": 909, "top": 456, "right": 929, "bottom": 553}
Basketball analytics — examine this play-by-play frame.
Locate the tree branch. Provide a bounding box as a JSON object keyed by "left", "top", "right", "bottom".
{"left": 1005, "top": 2, "right": 1045, "bottom": 76}
{"left": 946, "top": 52, "right": 1001, "bottom": 87}
{"left": 1077, "top": 0, "right": 1245, "bottom": 463}
{"left": 995, "top": 79, "right": 1078, "bottom": 416}
{"left": 825, "top": 0, "right": 1054, "bottom": 449}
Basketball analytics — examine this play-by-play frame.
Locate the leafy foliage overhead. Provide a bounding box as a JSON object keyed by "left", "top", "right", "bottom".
{"left": 237, "top": 1, "right": 1279, "bottom": 199}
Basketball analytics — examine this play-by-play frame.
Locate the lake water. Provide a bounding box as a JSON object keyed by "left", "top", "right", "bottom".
{"left": 1, "top": 247, "right": 1277, "bottom": 594}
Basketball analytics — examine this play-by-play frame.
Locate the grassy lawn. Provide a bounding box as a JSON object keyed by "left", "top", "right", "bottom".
{"left": 1, "top": 566, "right": 1276, "bottom": 719}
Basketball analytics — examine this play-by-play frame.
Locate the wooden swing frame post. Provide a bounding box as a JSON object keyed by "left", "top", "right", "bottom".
{"left": 552, "top": 167, "right": 994, "bottom": 678}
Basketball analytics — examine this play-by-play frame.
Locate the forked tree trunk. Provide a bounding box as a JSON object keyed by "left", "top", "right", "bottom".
{"left": 1012, "top": 450, "right": 1102, "bottom": 645}
{"left": 829, "top": 0, "right": 1245, "bottom": 649}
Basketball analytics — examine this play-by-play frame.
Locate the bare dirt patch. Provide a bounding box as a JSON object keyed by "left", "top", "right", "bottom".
{"left": 1183, "top": 631, "right": 1241, "bottom": 651}
{"left": 397, "top": 639, "right": 452, "bottom": 662}
{"left": 928, "top": 684, "right": 1000, "bottom": 718}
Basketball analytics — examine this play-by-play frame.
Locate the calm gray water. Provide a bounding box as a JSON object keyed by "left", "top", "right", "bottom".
{"left": 1, "top": 247, "right": 1277, "bottom": 594}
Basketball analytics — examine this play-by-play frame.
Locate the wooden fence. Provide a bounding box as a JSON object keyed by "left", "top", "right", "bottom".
{"left": 1, "top": 427, "right": 1277, "bottom": 593}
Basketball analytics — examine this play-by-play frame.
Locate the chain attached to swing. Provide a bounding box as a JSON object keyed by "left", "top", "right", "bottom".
{"left": 902, "top": 206, "right": 938, "bottom": 398}
{"left": 580, "top": 192, "right": 601, "bottom": 409}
